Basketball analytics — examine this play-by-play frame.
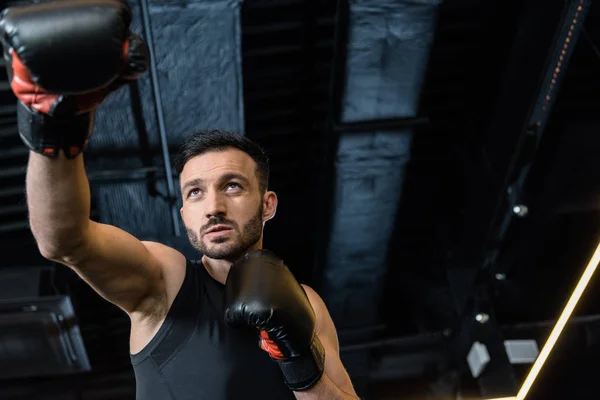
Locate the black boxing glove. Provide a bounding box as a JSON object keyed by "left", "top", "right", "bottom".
{"left": 224, "top": 249, "right": 326, "bottom": 391}
{"left": 0, "top": 0, "right": 149, "bottom": 158}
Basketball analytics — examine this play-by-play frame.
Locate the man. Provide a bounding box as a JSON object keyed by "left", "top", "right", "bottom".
{"left": 0, "top": 1, "right": 358, "bottom": 399}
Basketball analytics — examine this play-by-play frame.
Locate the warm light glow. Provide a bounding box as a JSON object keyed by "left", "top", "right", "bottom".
{"left": 484, "top": 397, "right": 516, "bottom": 400}
{"left": 483, "top": 241, "right": 600, "bottom": 400}
{"left": 515, "top": 240, "right": 600, "bottom": 400}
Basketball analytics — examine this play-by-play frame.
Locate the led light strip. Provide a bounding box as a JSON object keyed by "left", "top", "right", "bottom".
{"left": 485, "top": 397, "right": 516, "bottom": 400}
{"left": 483, "top": 238, "right": 600, "bottom": 400}
{"left": 515, "top": 239, "right": 600, "bottom": 399}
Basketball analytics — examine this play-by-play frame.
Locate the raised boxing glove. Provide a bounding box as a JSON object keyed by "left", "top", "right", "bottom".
{"left": 0, "top": 0, "right": 149, "bottom": 158}
{"left": 224, "top": 249, "right": 326, "bottom": 391}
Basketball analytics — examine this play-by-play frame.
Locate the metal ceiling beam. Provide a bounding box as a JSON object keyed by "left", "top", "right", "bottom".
{"left": 333, "top": 116, "right": 429, "bottom": 133}
{"left": 481, "top": 0, "right": 591, "bottom": 273}
{"left": 448, "top": 0, "right": 591, "bottom": 398}
{"left": 457, "top": 0, "right": 590, "bottom": 266}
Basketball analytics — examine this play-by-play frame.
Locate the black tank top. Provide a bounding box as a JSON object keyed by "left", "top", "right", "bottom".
{"left": 130, "top": 259, "right": 296, "bottom": 400}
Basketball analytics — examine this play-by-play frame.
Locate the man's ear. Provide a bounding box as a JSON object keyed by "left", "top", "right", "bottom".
{"left": 263, "top": 191, "right": 278, "bottom": 222}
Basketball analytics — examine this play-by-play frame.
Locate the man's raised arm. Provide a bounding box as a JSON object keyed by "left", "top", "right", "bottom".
{"left": 1, "top": 0, "right": 180, "bottom": 317}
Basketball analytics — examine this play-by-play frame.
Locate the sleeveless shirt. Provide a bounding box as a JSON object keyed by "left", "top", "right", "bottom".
{"left": 130, "top": 259, "right": 296, "bottom": 400}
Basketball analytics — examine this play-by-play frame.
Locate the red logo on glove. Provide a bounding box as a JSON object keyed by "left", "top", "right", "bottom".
{"left": 259, "top": 330, "right": 285, "bottom": 360}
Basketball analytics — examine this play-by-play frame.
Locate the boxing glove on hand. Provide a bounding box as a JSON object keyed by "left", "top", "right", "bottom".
{"left": 0, "top": 0, "right": 149, "bottom": 158}
{"left": 224, "top": 250, "right": 326, "bottom": 391}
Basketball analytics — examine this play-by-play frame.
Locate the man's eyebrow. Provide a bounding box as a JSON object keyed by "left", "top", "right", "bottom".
{"left": 181, "top": 173, "right": 250, "bottom": 192}
{"left": 182, "top": 177, "right": 204, "bottom": 192}
{"left": 219, "top": 172, "right": 249, "bottom": 184}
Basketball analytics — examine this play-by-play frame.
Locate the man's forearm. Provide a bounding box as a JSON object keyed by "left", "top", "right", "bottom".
{"left": 293, "top": 373, "right": 359, "bottom": 400}
{"left": 27, "top": 152, "right": 91, "bottom": 257}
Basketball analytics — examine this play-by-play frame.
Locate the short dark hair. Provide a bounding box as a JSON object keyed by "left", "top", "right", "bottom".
{"left": 174, "top": 130, "right": 270, "bottom": 192}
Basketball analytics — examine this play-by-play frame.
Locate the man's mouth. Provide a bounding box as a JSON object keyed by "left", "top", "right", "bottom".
{"left": 205, "top": 225, "right": 233, "bottom": 234}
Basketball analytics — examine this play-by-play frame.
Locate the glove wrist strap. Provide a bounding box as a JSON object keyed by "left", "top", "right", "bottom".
{"left": 276, "top": 335, "right": 325, "bottom": 391}
{"left": 17, "top": 101, "right": 94, "bottom": 159}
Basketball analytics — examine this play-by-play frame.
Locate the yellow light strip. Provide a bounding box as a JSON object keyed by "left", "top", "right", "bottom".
{"left": 485, "top": 397, "right": 516, "bottom": 400}
{"left": 515, "top": 239, "right": 600, "bottom": 400}
{"left": 483, "top": 239, "right": 600, "bottom": 400}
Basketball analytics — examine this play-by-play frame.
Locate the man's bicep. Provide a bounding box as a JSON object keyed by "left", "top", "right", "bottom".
{"left": 302, "top": 285, "right": 358, "bottom": 397}
{"left": 59, "top": 221, "right": 176, "bottom": 315}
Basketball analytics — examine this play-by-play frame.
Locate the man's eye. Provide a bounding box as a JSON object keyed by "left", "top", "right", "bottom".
{"left": 189, "top": 188, "right": 200, "bottom": 197}
{"left": 226, "top": 183, "right": 242, "bottom": 190}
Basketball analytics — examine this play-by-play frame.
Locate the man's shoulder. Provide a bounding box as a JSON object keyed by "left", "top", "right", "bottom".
{"left": 300, "top": 284, "right": 320, "bottom": 299}
{"left": 142, "top": 241, "right": 188, "bottom": 291}
{"left": 301, "top": 285, "right": 328, "bottom": 318}
{"left": 142, "top": 241, "right": 187, "bottom": 266}
{"left": 138, "top": 241, "right": 189, "bottom": 318}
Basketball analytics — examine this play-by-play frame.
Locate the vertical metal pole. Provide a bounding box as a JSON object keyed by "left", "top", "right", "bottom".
{"left": 139, "top": 0, "right": 181, "bottom": 236}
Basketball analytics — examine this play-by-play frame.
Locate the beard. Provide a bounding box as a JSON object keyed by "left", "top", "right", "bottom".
{"left": 186, "top": 204, "right": 263, "bottom": 261}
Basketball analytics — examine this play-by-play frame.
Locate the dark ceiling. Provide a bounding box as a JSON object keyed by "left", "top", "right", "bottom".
{"left": 1, "top": 0, "right": 600, "bottom": 399}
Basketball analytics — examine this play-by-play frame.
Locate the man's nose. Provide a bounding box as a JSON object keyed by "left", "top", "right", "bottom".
{"left": 205, "top": 191, "right": 227, "bottom": 219}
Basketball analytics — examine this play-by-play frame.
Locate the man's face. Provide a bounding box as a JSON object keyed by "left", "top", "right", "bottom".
{"left": 179, "top": 148, "right": 277, "bottom": 261}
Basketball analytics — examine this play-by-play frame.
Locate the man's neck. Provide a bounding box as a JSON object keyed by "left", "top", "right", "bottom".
{"left": 201, "top": 257, "right": 233, "bottom": 285}
{"left": 201, "top": 242, "right": 263, "bottom": 284}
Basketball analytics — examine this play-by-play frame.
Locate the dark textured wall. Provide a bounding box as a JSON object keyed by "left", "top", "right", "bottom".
{"left": 88, "top": 0, "right": 245, "bottom": 243}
